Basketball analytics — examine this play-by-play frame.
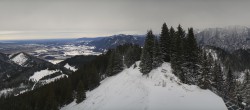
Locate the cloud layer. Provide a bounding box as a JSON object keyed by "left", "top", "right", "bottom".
{"left": 0, "top": 0, "right": 249, "bottom": 40}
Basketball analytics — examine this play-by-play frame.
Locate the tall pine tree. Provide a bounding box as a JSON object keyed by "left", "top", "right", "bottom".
{"left": 106, "top": 49, "right": 123, "bottom": 76}
{"left": 242, "top": 71, "right": 250, "bottom": 108}
{"left": 124, "top": 44, "right": 142, "bottom": 68}
{"left": 226, "top": 68, "right": 236, "bottom": 99}
{"left": 213, "top": 62, "right": 224, "bottom": 92}
{"left": 169, "top": 26, "right": 175, "bottom": 58}
{"left": 198, "top": 52, "right": 213, "bottom": 89}
{"left": 76, "top": 80, "right": 86, "bottom": 104}
{"left": 171, "top": 25, "right": 186, "bottom": 83}
{"left": 152, "top": 37, "right": 163, "bottom": 69}
{"left": 140, "top": 30, "right": 155, "bottom": 75}
{"left": 159, "top": 23, "right": 170, "bottom": 62}
{"left": 184, "top": 28, "right": 200, "bottom": 84}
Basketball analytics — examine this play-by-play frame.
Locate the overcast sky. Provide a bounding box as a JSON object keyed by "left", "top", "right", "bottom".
{"left": 0, "top": 0, "right": 250, "bottom": 40}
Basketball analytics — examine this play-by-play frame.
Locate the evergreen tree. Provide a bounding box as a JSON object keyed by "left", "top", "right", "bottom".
{"left": 106, "top": 51, "right": 115, "bottom": 76}
{"left": 106, "top": 49, "right": 123, "bottom": 76}
{"left": 76, "top": 80, "right": 85, "bottom": 104}
{"left": 184, "top": 28, "right": 200, "bottom": 84}
{"left": 124, "top": 47, "right": 134, "bottom": 68}
{"left": 213, "top": 62, "right": 224, "bottom": 92}
{"left": 88, "top": 64, "right": 100, "bottom": 90}
{"left": 140, "top": 51, "right": 152, "bottom": 75}
{"left": 171, "top": 25, "right": 186, "bottom": 83}
{"left": 112, "top": 50, "right": 124, "bottom": 74}
{"left": 44, "top": 85, "right": 58, "bottom": 110}
{"left": 59, "top": 77, "right": 73, "bottom": 105}
{"left": 226, "top": 68, "right": 237, "bottom": 99}
{"left": 140, "top": 30, "right": 155, "bottom": 75}
{"left": 124, "top": 45, "right": 142, "bottom": 68}
{"left": 169, "top": 26, "right": 175, "bottom": 58}
{"left": 159, "top": 23, "right": 171, "bottom": 62}
{"left": 198, "top": 53, "right": 212, "bottom": 89}
{"left": 242, "top": 71, "right": 250, "bottom": 107}
{"left": 152, "top": 37, "right": 163, "bottom": 68}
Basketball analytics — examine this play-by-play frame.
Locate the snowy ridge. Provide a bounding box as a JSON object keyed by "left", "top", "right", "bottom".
{"left": 61, "top": 62, "right": 227, "bottom": 110}
{"left": 29, "top": 69, "right": 60, "bottom": 82}
{"left": 10, "top": 53, "right": 28, "bottom": 67}
{"left": 40, "top": 74, "right": 68, "bottom": 84}
{"left": 64, "top": 63, "right": 77, "bottom": 72}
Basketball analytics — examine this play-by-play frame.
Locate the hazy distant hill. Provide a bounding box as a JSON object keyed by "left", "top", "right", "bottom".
{"left": 83, "top": 34, "right": 145, "bottom": 52}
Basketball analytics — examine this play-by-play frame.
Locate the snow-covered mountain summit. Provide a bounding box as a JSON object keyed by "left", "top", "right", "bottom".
{"left": 9, "top": 52, "right": 52, "bottom": 67}
{"left": 62, "top": 62, "right": 227, "bottom": 110}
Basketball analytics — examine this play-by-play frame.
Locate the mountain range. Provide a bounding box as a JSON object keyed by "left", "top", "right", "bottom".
{"left": 82, "top": 34, "right": 145, "bottom": 52}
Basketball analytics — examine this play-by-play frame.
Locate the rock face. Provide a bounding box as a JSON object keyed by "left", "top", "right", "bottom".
{"left": 0, "top": 52, "right": 72, "bottom": 96}
{"left": 196, "top": 26, "right": 250, "bottom": 51}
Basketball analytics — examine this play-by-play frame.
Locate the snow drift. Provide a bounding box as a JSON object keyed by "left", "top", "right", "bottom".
{"left": 61, "top": 62, "right": 227, "bottom": 110}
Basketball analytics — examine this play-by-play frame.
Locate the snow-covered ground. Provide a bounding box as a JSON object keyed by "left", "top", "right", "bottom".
{"left": 64, "top": 63, "right": 77, "bottom": 72}
{"left": 40, "top": 74, "right": 68, "bottom": 84}
{"left": 48, "top": 60, "right": 64, "bottom": 64}
{"left": 61, "top": 62, "right": 227, "bottom": 110}
{"left": 29, "top": 69, "right": 60, "bottom": 82}
{"left": 10, "top": 53, "right": 28, "bottom": 66}
{"left": 31, "top": 44, "right": 101, "bottom": 63}
{"left": 62, "top": 45, "right": 100, "bottom": 56}
{"left": 0, "top": 88, "right": 13, "bottom": 96}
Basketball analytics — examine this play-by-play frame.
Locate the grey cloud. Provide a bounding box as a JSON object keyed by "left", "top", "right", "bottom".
{"left": 0, "top": 0, "right": 249, "bottom": 39}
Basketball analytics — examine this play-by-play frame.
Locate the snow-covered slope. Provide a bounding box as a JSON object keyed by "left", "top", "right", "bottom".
{"left": 61, "top": 62, "right": 227, "bottom": 110}
{"left": 29, "top": 68, "right": 61, "bottom": 82}
{"left": 10, "top": 53, "right": 28, "bottom": 67}
{"left": 64, "top": 63, "right": 77, "bottom": 72}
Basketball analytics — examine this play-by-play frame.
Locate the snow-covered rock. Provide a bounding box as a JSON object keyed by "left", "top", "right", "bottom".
{"left": 61, "top": 62, "right": 227, "bottom": 110}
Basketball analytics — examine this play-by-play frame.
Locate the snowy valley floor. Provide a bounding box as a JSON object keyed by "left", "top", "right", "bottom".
{"left": 61, "top": 62, "right": 227, "bottom": 110}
